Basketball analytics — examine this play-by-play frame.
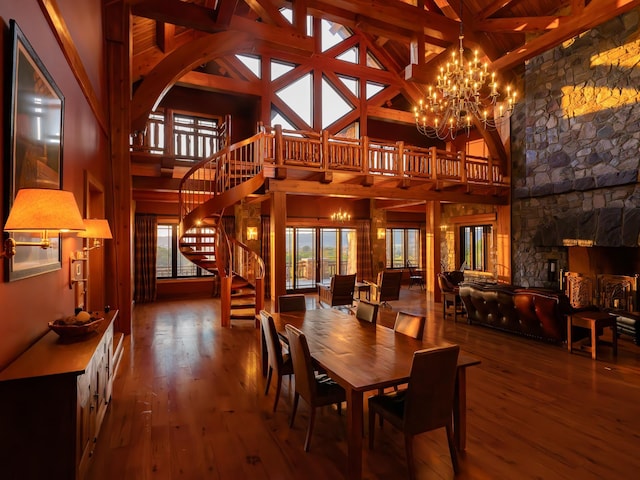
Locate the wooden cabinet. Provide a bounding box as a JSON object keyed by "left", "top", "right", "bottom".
{"left": 0, "top": 310, "right": 119, "bottom": 480}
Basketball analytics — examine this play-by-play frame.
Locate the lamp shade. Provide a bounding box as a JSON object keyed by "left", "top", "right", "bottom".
{"left": 78, "top": 219, "right": 113, "bottom": 239}
{"left": 4, "top": 188, "right": 85, "bottom": 233}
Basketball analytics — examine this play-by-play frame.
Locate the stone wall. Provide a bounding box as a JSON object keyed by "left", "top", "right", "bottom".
{"left": 511, "top": 9, "right": 640, "bottom": 288}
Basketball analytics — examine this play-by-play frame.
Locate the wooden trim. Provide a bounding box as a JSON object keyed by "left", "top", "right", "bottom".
{"left": 38, "top": 0, "right": 108, "bottom": 133}
{"left": 449, "top": 213, "right": 497, "bottom": 224}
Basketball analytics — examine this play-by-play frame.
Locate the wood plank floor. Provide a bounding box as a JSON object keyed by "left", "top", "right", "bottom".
{"left": 88, "top": 289, "right": 640, "bottom": 480}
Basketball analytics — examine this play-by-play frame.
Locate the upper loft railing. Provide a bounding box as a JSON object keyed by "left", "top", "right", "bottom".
{"left": 260, "top": 125, "right": 508, "bottom": 186}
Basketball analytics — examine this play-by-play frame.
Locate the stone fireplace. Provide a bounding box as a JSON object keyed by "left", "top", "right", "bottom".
{"left": 510, "top": 10, "right": 640, "bottom": 289}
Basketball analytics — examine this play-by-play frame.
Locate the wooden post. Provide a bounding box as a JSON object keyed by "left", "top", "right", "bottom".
{"left": 274, "top": 124, "right": 283, "bottom": 165}
{"left": 397, "top": 141, "right": 405, "bottom": 176}
{"left": 104, "top": 1, "right": 132, "bottom": 335}
{"left": 362, "top": 136, "right": 369, "bottom": 174}
{"left": 270, "top": 191, "right": 287, "bottom": 310}
{"left": 425, "top": 201, "right": 441, "bottom": 305}
{"left": 430, "top": 147, "right": 438, "bottom": 182}
{"left": 220, "top": 276, "right": 232, "bottom": 327}
{"left": 321, "top": 129, "right": 329, "bottom": 171}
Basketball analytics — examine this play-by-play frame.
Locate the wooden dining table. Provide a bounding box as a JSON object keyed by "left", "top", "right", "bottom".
{"left": 260, "top": 308, "right": 481, "bottom": 480}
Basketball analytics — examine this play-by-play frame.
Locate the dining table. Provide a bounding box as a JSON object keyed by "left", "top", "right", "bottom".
{"left": 260, "top": 308, "right": 481, "bottom": 480}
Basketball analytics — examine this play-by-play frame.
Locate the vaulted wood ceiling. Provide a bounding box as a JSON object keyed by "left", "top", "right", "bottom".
{"left": 128, "top": 0, "right": 640, "bottom": 211}
{"left": 130, "top": 0, "right": 640, "bottom": 105}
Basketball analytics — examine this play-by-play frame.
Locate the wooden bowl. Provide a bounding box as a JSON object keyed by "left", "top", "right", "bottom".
{"left": 48, "top": 317, "right": 104, "bottom": 338}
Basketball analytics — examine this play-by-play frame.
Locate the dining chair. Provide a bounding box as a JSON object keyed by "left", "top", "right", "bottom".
{"left": 278, "top": 293, "right": 307, "bottom": 312}
{"left": 366, "top": 270, "right": 403, "bottom": 307}
{"left": 260, "top": 311, "right": 294, "bottom": 412}
{"left": 406, "top": 260, "right": 425, "bottom": 290}
{"left": 368, "top": 345, "right": 461, "bottom": 479}
{"left": 394, "top": 311, "right": 426, "bottom": 340}
{"left": 355, "top": 299, "right": 378, "bottom": 324}
{"left": 317, "top": 273, "right": 357, "bottom": 308}
{"left": 285, "top": 324, "right": 346, "bottom": 452}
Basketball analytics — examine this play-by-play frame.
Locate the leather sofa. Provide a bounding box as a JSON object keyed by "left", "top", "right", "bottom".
{"left": 458, "top": 282, "right": 571, "bottom": 343}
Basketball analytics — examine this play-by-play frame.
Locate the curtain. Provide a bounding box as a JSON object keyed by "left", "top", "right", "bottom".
{"left": 261, "top": 215, "right": 271, "bottom": 294}
{"left": 134, "top": 214, "right": 157, "bottom": 303}
{"left": 356, "top": 220, "right": 373, "bottom": 282}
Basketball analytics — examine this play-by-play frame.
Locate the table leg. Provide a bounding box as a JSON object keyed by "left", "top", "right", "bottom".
{"left": 453, "top": 368, "right": 468, "bottom": 451}
{"left": 591, "top": 322, "right": 598, "bottom": 360}
{"left": 346, "top": 388, "right": 364, "bottom": 480}
{"left": 567, "top": 316, "right": 573, "bottom": 353}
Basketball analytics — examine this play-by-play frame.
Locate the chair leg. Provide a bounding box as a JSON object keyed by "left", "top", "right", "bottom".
{"left": 264, "top": 366, "right": 273, "bottom": 395}
{"left": 304, "top": 407, "right": 316, "bottom": 452}
{"left": 272, "top": 374, "right": 282, "bottom": 412}
{"left": 368, "top": 409, "right": 376, "bottom": 449}
{"left": 289, "top": 392, "right": 299, "bottom": 428}
{"left": 445, "top": 423, "right": 459, "bottom": 474}
{"left": 405, "top": 434, "right": 416, "bottom": 480}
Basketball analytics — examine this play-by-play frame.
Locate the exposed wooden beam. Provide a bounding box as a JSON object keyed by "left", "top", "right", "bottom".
{"left": 474, "top": 16, "right": 563, "bottom": 33}
{"left": 38, "top": 0, "right": 108, "bottom": 133}
{"left": 131, "top": 31, "right": 254, "bottom": 132}
{"left": 244, "top": 0, "right": 291, "bottom": 27}
{"left": 491, "top": 0, "right": 640, "bottom": 71}
{"left": 476, "top": 0, "right": 522, "bottom": 21}
{"left": 132, "top": 0, "right": 219, "bottom": 32}
{"left": 176, "top": 70, "right": 262, "bottom": 96}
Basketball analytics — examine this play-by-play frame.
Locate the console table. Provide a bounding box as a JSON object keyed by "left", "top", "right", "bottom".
{"left": 0, "top": 310, "right": 121, "bottom": 480}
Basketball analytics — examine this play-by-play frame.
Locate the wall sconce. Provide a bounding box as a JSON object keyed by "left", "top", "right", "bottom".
{"left": 2, "top": 188, "right": 85, "bottom": 259}
{"left": 74, "top": 219, "right": 113, "bottom": 258}
{"left": 246, "top": 226, "right": 258, "bottom": 241}
{"left": 377, "top": 228, "right": 386, "bottom": 240}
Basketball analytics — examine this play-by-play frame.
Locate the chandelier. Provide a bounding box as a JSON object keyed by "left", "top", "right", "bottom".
{"left": 330, "top": 209, "right": 351, "bottom": 223}
{"left": 413, "top": 6, "right": 517, "bottom": 140}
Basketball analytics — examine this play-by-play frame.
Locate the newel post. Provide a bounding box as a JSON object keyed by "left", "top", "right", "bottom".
{"left": 487, "top": 155, "right": 494, "bottom": 185}
{"left": 362, "top": 136, "right": 369, "bottom": 174}
{"left": 396, "top": 141, "right": 405, "bottom": 176}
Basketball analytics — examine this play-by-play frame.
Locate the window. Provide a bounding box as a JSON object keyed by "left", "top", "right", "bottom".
{"left": 459, "top": 225, "right": 491, "bottom": 271}
{"left": 386, "top": 228, "right": 420, "bottom": 268}
{"left": 156, "top": 223, "right": 213, "bottom": 278}
{"left": 286, "top": 226, "right": 357, "bottom": 290}
{"left": 173, "top": 113, "right": 221, "bottom": 161}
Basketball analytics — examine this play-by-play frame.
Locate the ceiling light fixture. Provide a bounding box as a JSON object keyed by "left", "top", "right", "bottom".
{"left": 330, "top": 209, "right": 351, "bottom": 223}
{"left": 413, "top": 0, "right": 517, "bottom": 140}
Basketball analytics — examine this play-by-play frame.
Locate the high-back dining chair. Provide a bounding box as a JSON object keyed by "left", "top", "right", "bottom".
{"left": 355, "top": 300, "right": 378, "bottom": 324}
{"left": 367, "top": 270, "right": 403, "bottom": 307}
{"left": 394, "top": 311, "right": 426, "bottom": 340}
{"left": 368, "top": 345, "right": 461, "bottom": 479}
{"left": 260, "top": 311, "right": 294, "bottom": 412}
{"left": 278, "top": 294, "right": 307, "bottom": 312}
{"left": 317, "top": 273, "right": 356, "bottom": 308}
{"left": 285, "top": 324, "right": 346, "bottom": 452}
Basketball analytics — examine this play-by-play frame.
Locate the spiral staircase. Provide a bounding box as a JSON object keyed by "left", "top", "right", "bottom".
{"left": 178, "top": 133, "right": 267, "bottom": 327}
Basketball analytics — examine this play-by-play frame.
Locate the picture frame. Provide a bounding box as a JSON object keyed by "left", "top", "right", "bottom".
{"left": 4, "top": 20, "right": 65, "bottom": 281}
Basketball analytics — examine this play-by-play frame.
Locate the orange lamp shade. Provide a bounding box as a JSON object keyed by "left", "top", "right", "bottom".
{"left": 78, "top": 219, "right": 113, "bottom": 239}
{"left": 4, "top": 189, "right": 85, "bottom": 233}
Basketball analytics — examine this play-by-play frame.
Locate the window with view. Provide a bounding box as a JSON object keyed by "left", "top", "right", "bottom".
{"left": 156, "top": 223, "right": 213, "bottom": 279}
{"left": 385, "top": 228, "right": 420, "bottom": 269}
{"left": 459, "top": 225, "right": 491, "bottom": 271}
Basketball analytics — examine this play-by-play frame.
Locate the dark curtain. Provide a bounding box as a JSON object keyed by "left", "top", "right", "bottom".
{"left": 261, "top": 215, "right": 271, "bottom": 295}
{"left": 356, "top": 220, "right": 373, "bottom": 282}
{"left": 134, "top": 214, "right": 157, "bottom": 303}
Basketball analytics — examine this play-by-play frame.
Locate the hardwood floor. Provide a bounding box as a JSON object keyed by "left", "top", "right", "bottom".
{"left": 88, "top": 289, "right": 640, "bottom": 480}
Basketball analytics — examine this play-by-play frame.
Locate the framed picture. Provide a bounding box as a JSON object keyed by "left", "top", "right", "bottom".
{"left": 4, "top": 20, "right": 65, "bottom": 281}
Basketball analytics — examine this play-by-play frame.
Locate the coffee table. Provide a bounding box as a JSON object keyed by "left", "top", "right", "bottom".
{"left": 567, "top": 311, "right": 618, "bottom": 360}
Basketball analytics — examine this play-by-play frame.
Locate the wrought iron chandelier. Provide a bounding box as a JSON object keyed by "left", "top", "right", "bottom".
{"left": 413, "top": 3, "right": 517, "bottom": 140}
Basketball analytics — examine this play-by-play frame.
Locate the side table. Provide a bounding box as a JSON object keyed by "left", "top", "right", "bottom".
{"left": 567, "top": 311, "right": 618, "bottom": 360}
